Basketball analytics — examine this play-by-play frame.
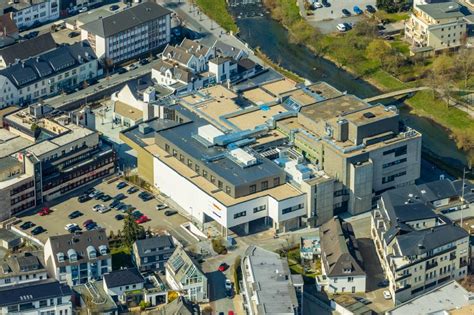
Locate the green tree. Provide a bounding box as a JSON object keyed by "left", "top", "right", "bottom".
{"left": 431, "top": 54, "right": 455, "bottom": 103}
{"left": 366, "top": 39, "right": 392, "bottom": 66}
{"left": 122, "top": 210, "right": 145, "bottom": 248}
{"left": 456, "top": 48, "right": 474, "bottom": 88}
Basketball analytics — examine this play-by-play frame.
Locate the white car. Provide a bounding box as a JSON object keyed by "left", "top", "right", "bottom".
{"left": 126, "top": 64, "right": 138, "bottom": 71}
{"left": 78, "top": 7, "right": 88, "bottom": 13}
{"left": 337, "top": 23, "right": 347, "bottom": 32}
{"left": 383, "top": 290, "right": 392, "bottom": 300}
{"left": 98, "top": 206, "right": 111, "bottom": 214}
{"left": 313, "top": 2, "right": 323, "bottom": 8}
{"left": 92, "top": 204, "right": 104, "bottom": 212}
{"left": 225, "top": 279, "right": 232, "bottom": 291}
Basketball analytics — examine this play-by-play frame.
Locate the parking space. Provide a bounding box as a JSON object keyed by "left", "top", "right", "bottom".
{"left": 51, "top": 28, "right": 82, "bottom": 45}
{"left": 306, "top": 0, "right": 375, "bottom": 21}
{"left": 13, "top": 179, "right": 198, "bottom": 246}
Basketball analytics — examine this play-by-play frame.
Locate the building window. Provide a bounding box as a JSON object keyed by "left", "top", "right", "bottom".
{"left": 202, "top": 170, "right": 208, "bottom": 178}
{"left": 382, "top": 171, "right": 407, "bottom": 184}
{"left": 218, "top": 180, "right": 223, "bottom": 189}
{"left": 282, "top": 203, "right": 304, "bottom": 214}
{"left": 225, "top": 186, "right": 231, "bottom": 194}
{"left": 195, "top": 164, "right": 200, "bottom": 173}
{"left": 187, "top": 159, "right": 193, "bottom": 168}
{"left": 273, "top": 177, "right": 280, "bottom": 186}
{"left": 165, "top": 144, "right": 170, "bottom": 152}
{"left": 253, "top": 205, "right": 266, "bottom": 213}
{"left": 382, "top": 158, "right": 407, "bottom": 169}
{"left": 261, "top": 180, "right": 268, "bottom": 190}
{"left": 383, "top": 145, "right": 407, "bottom": 157}
{"left": 249, "top": 184, "right": 256, "bottom": 194}
{"left": 234, "top": 211, "right": 246, "bottom": 219}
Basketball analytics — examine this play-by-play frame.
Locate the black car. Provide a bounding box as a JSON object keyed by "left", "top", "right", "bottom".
{"left": 139, "top": 58, "right": 149, "bottom": 65}
{"left": 322, "top": 0, "right": 330, "bottom": 7}
{"left": 68, "top": 210, "right": 83, "bottom": 219}
{"left": 366, "top": 5, "right": 376, "bottom": 13}
{"left": 139, "top": 192, "right": 153, "bottom": 201}
{"left": 24, "top": 31, "right": 39, "bottom": 39}
{"left": 116, "top": 67, "right": 127, "bottom": 74}
{"left": 110, "top": 199, "right": 120, "bottom": 207}
{"left": 115, "top": 214, "right": 125, "bottom": 221}
{"left": 109, "top": 4, "right": 120, "bottom": 11}
{"left": 164, "top": 210, "right": 178, "bottom": 216}
{"left": 342, "top": 9, "right": 351, "bottom": 16}
{"left": 78, "top": 194, "right": 91, "bottom": 203}
{"left": 86, "top": 78, "right": 98, "bottom": 86}
{"left": 31, "top": 226, "right": 45, "bottom": 235}
{"left": 68, "top": 31, "right": 80, "bottom": 38}
{"left": 94, "top": 192, "right": 105, "bottom": 200}
{"left": 100, "top": 194, "right": 112, "bottom": 202}
{"left": 127, "top": 186, "right": 139, "bottom": 194}
{"left": 20, "top": 221, "right": 35, "bottom": 230}
{"left": 85, "top": 222, "right": 97, "bottom": 231}
{"left": 117, "top": 181, "right": 128, "bottom": 189}
{"left": 114, "top": 193, "right": 126, "bottom": 200}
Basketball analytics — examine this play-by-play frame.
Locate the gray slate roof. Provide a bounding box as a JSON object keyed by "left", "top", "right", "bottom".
{"left": 396, "top": 223, "right": 468, "bottom": 256}
{"left": 0, "top": 33, "right": 56, "bottom": 66}
{"left": 104, "top": 268, "right": 144, "bottom": 288}
{"left": 0, "top": 279, "right": 71, "bottom": 307}
{"left": 418, "top": 179, "right": 458, "bottom": 202}
{"left": 417, "top": 2, "right": 466, "bottom": 19}
{"left": 0, "top": 41, "right": 96, "bottom": 88}
{"left": 134, "top": 235, "right": 174, "bottom": 258}
{"left": 154, "top": 59, "right": 197, "bottom": 83}
{"left": 81, "top": 2, "right": 171, "bottom": 38}
{"left": 319, "top": 217, "right": 365, "bottom": 277}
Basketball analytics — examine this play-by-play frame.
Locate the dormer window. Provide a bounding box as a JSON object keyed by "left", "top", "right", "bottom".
{"left": 67, "top": 249, "right": 77, "bottom": 262}
{"left": 57, "top": 252, "right": 65, "bottom": 263}
{"left": 98, "top": 245, "right": 108, "bottom": 255}
{"left": 87, "top": 245, "right": 97, "bottom": 259}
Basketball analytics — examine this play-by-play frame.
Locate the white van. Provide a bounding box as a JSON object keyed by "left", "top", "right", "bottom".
{"left": 336, "top": 23, "right": 347, "bottom": 32}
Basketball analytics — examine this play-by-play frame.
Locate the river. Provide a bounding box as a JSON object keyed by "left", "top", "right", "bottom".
{"left": 235, "top": 16, "right": 470, "bottom": 179}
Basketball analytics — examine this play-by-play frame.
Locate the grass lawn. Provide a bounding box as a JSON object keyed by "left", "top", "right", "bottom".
{"left": 374, "top": 10, "right": 409, "bottom": 22}
{"left": 406, "top": 90, "right": 474, "bottom": 153}
{"left": 111, "top": 245, "right": 133, "bottom": 270}
{"left": 367, "top": 69, "right": 410, "bottom": 91}
{"left": 196, "top": 0, "right": 238, "bottom": 33}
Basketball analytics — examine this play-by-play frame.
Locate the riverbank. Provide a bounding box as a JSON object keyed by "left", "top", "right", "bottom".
{"left": 195, "top": 0, "right": 238, "bottom": 33}
{"left": 260, "top": 0, "right": 473, "bottom": 165}
{"left": 255, "top": 48, "right": 304, "bottom": 83}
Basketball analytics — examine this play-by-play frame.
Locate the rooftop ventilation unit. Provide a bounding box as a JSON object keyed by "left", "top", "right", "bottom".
{"left": 230, "top": 148, "right": 257, "bottom": 167}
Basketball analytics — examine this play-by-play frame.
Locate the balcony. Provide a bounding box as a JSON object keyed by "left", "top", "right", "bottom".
{"left": 395, "top": 284, "right": 411, "bottom": 293}
{"left": 395, "top": 272, "right": 412, "bottom": 281}
{"left": 426, "top": 261, "right": 438, "bottom": 270}
{"left": 449, "top": 253, "right": 456, "bottom": 261}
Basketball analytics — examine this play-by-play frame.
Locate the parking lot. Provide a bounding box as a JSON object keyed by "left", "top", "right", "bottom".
{"left": 13, "top": 178, "right": 199, "bottom": 246}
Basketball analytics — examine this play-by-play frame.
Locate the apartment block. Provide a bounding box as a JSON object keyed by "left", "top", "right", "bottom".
{"left": 80, "top": 2, "right": 171, "bottom": 64}
{"left": 0, "top": 0, "right": 59, "bottom": 30}
{"left": 0, "top": 41, "right": 99, "bottom": 107}
{"left": 0, "top": 103, "right": 116, "bottom": 221}
{"left": 43, "top": 229, "right": 112, "bottom": 286}
{"left": 241, "top": 245, "right": 302, "bottom": 315}
{"left": 0, "top": 252, "right": 48, "bottom": 287}
{"left": 405, "top": 2, "right": 467, "bottom": 55}
{"left": 371, "top": 183, "right": 469, "bottom": 304}
{"left": 132, "top": 235, "right": 176, "bottom": 272}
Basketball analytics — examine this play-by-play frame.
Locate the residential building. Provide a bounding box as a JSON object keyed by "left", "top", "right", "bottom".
{"left": 386, "top": 280, "right": 474, "bottom": 315}
{"left": 0, "top": 14, "right": 19, "bottom": 48}
{"left": 0, "top": 228, "right": 21, "bottom": 250}
{"left": 0, "top": 252, "right": 48, "bottom": 287}
{"left": 371, "top": 183, "right": 470, "bottom": 304}
{"left": 405, "top": 2, "right": 468, "bottom": 55}
{"left": 103, "top": 268, "right": 145, "bottom": 304}
{"left": 317, "top": 217, "right": 366, "bottom": 294}
{"left": 0, "top": 104, "right": 116, "bottom": 221}
{"left": 132, "top": 235, "right": 176, "bottom": 272}
{"left": 165, "top": 246, "right": 208, "bottom": 303}
{"left": 80, "top": 2, "right": 171, "bottom": 64}
{"left": 0, "top": 32, "right": 56, "bottom": 69}
{"left": 157, "top": 296, "right": 200, "bottom": 315}
{"left": 0, "top": 279, "right": 72, "bottom": 315}
{"left": 241, "top": 245, "right": 302, "bottom": 315}
{"left": 0, "top": 41, "right": 99, "bottom": 107}
{"left": 0, "top": 0, "right": 60, "bottom": 31}
{"left": 43, "top": 229, "right": 112, "bottom": 286}
{"left": 73, "top": 280, "right": 118, "bottom": 315}
{"left": 300, "top": 236, "right": 320, "bottom": 261}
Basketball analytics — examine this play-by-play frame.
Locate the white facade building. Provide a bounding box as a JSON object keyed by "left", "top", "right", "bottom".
{"left": 80, "top": 2, "right": 171, "bottom": 64}
{"left": 1, "top": 0, "right": 60, "bottom": 30}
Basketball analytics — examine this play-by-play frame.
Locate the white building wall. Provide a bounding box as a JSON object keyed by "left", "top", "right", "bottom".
{"left": 12, "top": 0, "right": 60, "bottom": 30}
{"left": 327, "top": 275, "right": 366, "bottom": 294}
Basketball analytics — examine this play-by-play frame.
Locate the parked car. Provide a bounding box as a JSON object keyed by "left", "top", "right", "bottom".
{"left": 156, "top": 204, "right": 168, "bottom": 211}
{"left": 68, "top": 31, "right": 80, "bottom": 38}
{"left": 94, "top": 192, "right": 104, "bottom": 200}
{"left": 101, "top": 194, "right": 112, "bottom": 202}
{"left": 92, "top": 204, "right": 104, "bottom": 211}
{"left": 116, "top": 181, "right": 128, "bottom": 189}
{"left": 109, "top": 4, "right": 120, "bottom": 11}
{"left": 132, "top": 210, "right": 143, "bottom": 219}
{"left": 114, "top": 193, "right": 126, "bottom": 200}
{"left": 116, "top": 67, "right": 127, "bottom": 74}
{"left": 378, "top": 279, "right": 389, "bottom": 287}
{"left": 164, "top": 210, "right": 178, "bottom": 216}
{"left": 85, "top": 222, "right": 97, "bottom": 230}
{"left": 313, "top": 2, "right": 322, "bottom": 8}
{"left": 20, "top": 221, "right": 35, "bottom": 230}
{"left": 89, "top": 190, "right": 101, "bottom": 198}
{"left": 68, "top": 210, "right": 83, "bottom": 219}
{"left": 135, "top": 215, "right": 150, "bottom": 224}
{"left": 353, "top": 6, "right": 363, "bottom": 15}
{"left": 127, "top": 186, "right": 139, "bottom": 194}
{"left": 83, "top": 219, "right": 93, "bottom": 227}
{"left": 342, "top": 9, "right": 351, "bottom": 17}
{"left": 139, "top": 58, "right": 149, "bottom": 65}
{"left": 126, "top": 64, "right": 138, "bottom": 71}
{"left": 65, "top": 223, "right": 79, "bottom": 231}
{"left": 225, "top": 279, "right": 232, "bottom": 291}
{"left": 78, "top": 194, "right": 91, "bottom": 203}
{"left": 38, "top": 207, "right": 51, "bottom": 216}
{"left": 383, "top": 290, "right": 392, "bottom": 300}
{"left": 218, "top": 263, "right": 229, "bottom": 272}
{"left": 139, "top": 192, "right": 153, "bottom": 201}
{"left": 98, "top": 206, "right": 111, "bottom": 214}
{"left": 78, "top": 7, "right": 88, "bottom": 13}
{"left": 366, "top": 5, "right": 376, "bottom": 13}
{"left": 31, "top": 226, "right": 45, "bottom": 235}
{"left": 24, "top": 31, "right": 39, "bottom": 39}
{"left": 115, "top": 214, "right": 125, "bottom": 221}
{"left": 322, "top": 0, "right": 330, "bottom": 7}
{"left": 336, "top": 23, "right": 347, "bottom": 32}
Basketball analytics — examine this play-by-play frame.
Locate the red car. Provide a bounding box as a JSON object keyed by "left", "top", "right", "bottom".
{"left": 38, "top": 207, "right": 51, "bottom": 216}
{"left": 135, "top": 215, "right": 149, "bottom": 224}
{"left": 82, "top": 219, "right": 93, "bottom": 227}
{"left": 218, "top": 263, "right": 229, "bottom": 272}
